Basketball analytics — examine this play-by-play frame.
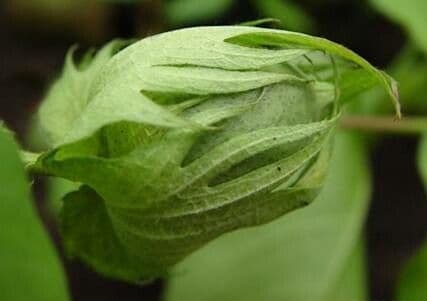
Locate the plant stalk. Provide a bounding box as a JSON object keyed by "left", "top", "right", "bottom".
{"left": 341, "top": 115, "right": 427, "bottom": 135}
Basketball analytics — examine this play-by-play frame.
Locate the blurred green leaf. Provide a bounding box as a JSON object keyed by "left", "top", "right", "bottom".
{"left": 239, "top": 18, "right": 282, "bottom": 27}
{"left": 252, "top": 0, "right": 314, "bottom": 32}
{"left": 165, "top": 131, "right": 371, "bottom": 301}
{"left": 396, "top": 243, "right": 427, "bottom": 301}
{"left": 0, "top": 125, "right": 69, "bottom": 301}
{"left": 165, "top": 0, "right": 234, "bottom": 26}
{"left": 370, "top": 0, "right": 427, "bottom": 52}
{"left": 327, "top": 240, "right": 367, "bottom": 301}
{"left": 389, "top": 46, "right": 427, "bottom": 113}
{"left": 47, "top": 178, "right": 80, "bottom": 216}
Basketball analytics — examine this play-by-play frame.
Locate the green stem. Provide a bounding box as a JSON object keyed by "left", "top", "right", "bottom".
{"left": 341, "top": 115, "right": 427, "bottom": 135}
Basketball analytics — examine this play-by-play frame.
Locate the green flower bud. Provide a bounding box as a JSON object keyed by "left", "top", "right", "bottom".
{"left": 31, "top": 26, "right": 398, "bottom": 281}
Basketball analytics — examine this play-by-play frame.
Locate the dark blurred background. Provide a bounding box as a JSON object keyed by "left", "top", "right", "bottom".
{"left": 1, "top": 0, "right": 426, "bottom": 300}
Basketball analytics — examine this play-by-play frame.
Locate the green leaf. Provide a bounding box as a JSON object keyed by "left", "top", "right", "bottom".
{"left": 252, "top": 0, "right": 314, "bottom": 32}
{"left": 390, "top": 46, "right": 427, "bottom": 113}
{"left": 47, "top": 177, "right": 80, "bottom": 216}
{"left": 31, "top": 26, "right": 393, "bottom": 281}
{"left": 165, "top": 131, "right": 371, "bottom": 301}
{"left": 396, "top": 243, "right": 427, "bottom": 301}
{"left": 165, "top": 0, "right": 234, "bottom": 26}
{"left": 0, "top": 125, "right": 69, "bottom": 301}
{"left": 326, "top": 239, "right": 367, "bottom": 301}
{"left": 239, "top": 18, "right": 282, "bottom": 27}
{"left": 370, "top": 0, "right": 427, "bottom": 53}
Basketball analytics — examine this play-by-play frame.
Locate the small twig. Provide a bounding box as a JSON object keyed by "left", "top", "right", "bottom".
{"left": 340, "top": 115, "right": 427, "bottom": 135}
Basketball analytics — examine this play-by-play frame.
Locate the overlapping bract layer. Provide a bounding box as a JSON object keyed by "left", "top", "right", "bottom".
{"left": 32, "top": 26, "right": 398, "bottom": 281}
